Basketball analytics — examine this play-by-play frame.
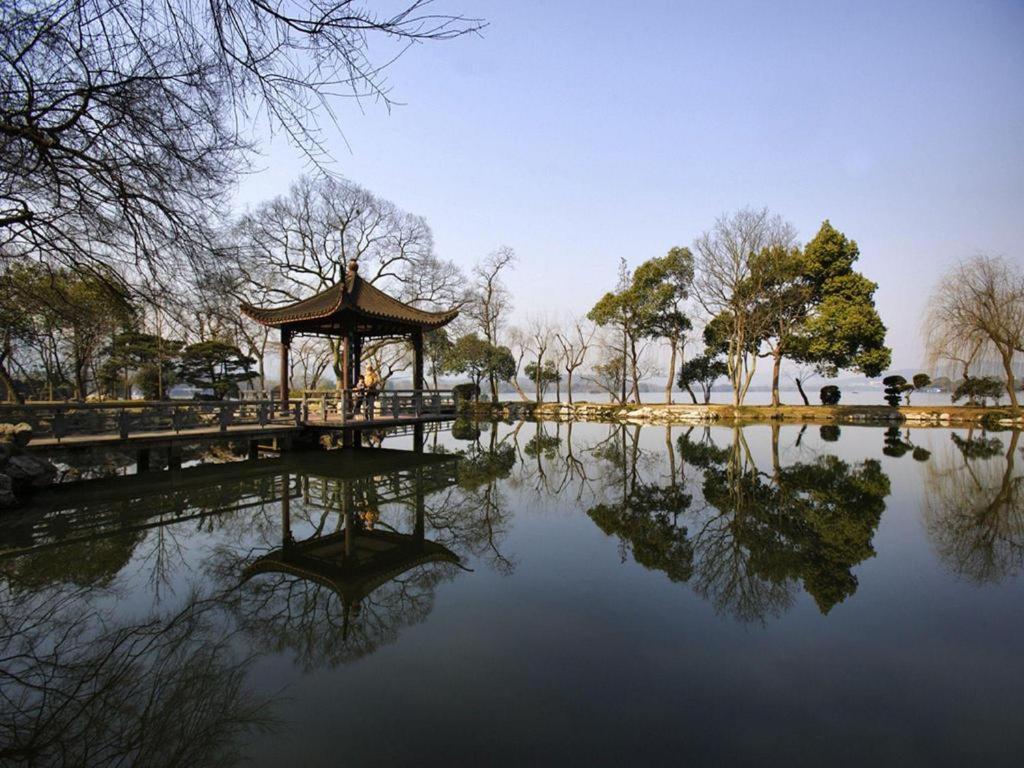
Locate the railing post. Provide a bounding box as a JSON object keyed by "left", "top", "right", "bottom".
{"left": 218, "top": 404, "right": 231, "bottom": 432}
{"left": 118, "top": 409, "right": 129, "bottom": 439}
{"left": 53, "top": 407, "right": 66, "bottom": 442}
{"left": 392, "top": 392, "right": 400, "bottom": 418}
{"left": 258, "top": 402, "right": 267, "bottom": 427}
{"left": 294, "top": 402, "right": 302, "bottom": 427}
{"left": 321, "top": 396, "right": 327, "bottom": 422}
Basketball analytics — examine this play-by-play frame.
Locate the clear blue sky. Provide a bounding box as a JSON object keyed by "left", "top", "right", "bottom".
{"left": 235, "top": 0, "right": 1024, "bottom": 372}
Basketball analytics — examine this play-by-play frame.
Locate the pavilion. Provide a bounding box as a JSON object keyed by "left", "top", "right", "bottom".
{"left": 240, "top": 259, "right": 459, "bottom": 402}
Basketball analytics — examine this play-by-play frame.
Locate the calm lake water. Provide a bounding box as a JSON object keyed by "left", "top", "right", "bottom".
{"left": 1, "top": 421, "right": 1022, "bottom": 766}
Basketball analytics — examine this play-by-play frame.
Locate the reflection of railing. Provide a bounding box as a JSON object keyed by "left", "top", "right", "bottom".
{"left": 0, "top": 400, "right": 300, "bottom": 443}
{"left": 298, "top": 389, "right": 457, "bottom": 424}
{"left": 302, "top": 462, "right": 459, "bottom": 510}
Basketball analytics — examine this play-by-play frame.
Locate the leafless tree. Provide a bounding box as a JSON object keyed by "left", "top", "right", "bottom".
{"left": 1, "top": 1, "right": 482, "bottom": 285}
{"left": 465, "top": 246, "right": 516, "bottom": 400}
{"left": 526, "top": 314, "right": 557, "bottom": 402}
{"left": 556, "top": 318, "right": 594, "bottom": 404}
{"left": 233, "top": 174, "right": 464, "bottom": 384}
{"left": 582, "top": 332, "right": 626, "bottom": 403}
{"left": 505, "top": 326, "right": 533, "bottom": 402}
{"left": 924, "top": 255, "right": 1024, "bottom": 411}
{"left": 692, "top": 208, "right": 797, "bottom": 405}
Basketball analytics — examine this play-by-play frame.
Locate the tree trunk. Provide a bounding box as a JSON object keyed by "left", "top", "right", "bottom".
{"left": 567, "top": 369, "right": 573, "bottom": 404}
{"left": 684, "top": 384, "right": 697, "bottom": 404}
{"left": 489, "top": 372, "right": 498, "bottom": 403}
{"left": 665, "top": 338, "right": 676, "bottom": 404}
{"left": 1001, "top": 348, "right": 1020, "bottom": 412}
{"left": 770, "top": 347, "right": 782, "bottom": 407}
{"left": 795, "top": 377, "right": 810, "bottom": 406}
{"left": 620, "top": 326, "right": 627, "bottom": 405}
{"left": 629, "top": 338, "right": 640, "bottom": 404}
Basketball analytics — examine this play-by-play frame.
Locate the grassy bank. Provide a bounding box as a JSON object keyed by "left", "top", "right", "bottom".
{"left": 465, "top": 400, "right": 1023, "bottom": 428}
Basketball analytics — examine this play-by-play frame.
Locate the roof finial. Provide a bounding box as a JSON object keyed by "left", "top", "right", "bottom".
{"left": 346, "top": 258, "right": 359, "bottom": 277}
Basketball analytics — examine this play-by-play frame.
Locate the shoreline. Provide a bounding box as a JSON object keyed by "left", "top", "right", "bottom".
{"left": 465, "top": 401, "right": 1023, "bottom": 428}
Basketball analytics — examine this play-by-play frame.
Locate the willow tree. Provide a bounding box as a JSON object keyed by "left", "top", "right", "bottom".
{"left": 925, "top": 255, "right": 1024, "bottom": 412}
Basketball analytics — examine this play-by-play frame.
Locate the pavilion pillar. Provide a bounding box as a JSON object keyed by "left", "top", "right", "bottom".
{"left": 351, "top": 335, "right": 362, "bottom": 388}
{"left": 412, "top": 328, "right": 424, "bottom": 392}
{"left": 279, "top": 328, "right": 291, "bottom": 405}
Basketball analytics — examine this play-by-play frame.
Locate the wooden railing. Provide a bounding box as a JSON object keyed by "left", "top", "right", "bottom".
{"left": 0, "top": 400, "right": 300, "bottom": 443}
{"left": 298, "top": 389, "right": 457, "bottom": 424}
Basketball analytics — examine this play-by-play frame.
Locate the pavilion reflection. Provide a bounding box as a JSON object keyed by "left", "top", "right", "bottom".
{"left": 222, "top": 452, "right": 470, "bottom": 668}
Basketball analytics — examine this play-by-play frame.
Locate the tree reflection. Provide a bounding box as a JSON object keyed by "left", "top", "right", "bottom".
{"left": 924, "top": 430, "right": 1023, "bottom": 583}
{"left": 0, "top": 584, "right": 272, "bottom": 766}
{"left": 585, "top": 425, "right": 891, "bottom": 622}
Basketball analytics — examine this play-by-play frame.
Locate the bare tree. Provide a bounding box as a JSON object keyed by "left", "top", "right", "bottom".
{"left": 233, "top": 174, "right": 463, "bottom": 384}
{"left": 1, "top": 1, "right": 482, "bottom": 284}
{"left": 505, "top": 326, "right": 533, "bottom": 402}
{"left": 465, "top": 246, "right": 516, "bottom": 400}
{"left": 925, "top": 255, "right": 1024, "bottom": 412}
{"left": 526, "top": 315, "right": 557, "bottom": 402}
{"left": 556, "top": 318, "right": 594, "bottom": 404}
{"left": 692, "top": 208, "right": 797, "bottom": 405}
{"left": 582, "top": 332, "right": 626, "bottom": 404}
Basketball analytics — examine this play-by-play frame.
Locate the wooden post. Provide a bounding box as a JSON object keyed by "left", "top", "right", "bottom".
{"left": 137, "top": 448, "right": 150, "bottom": 473}
{"left": 412, "top": 328, "right": 424, "bottom": 394}
{"left": 168, "top": 446, "right": 181, "bottom": 470}
{"left": 341, "top": 333, "right": 351, "bottom": 396}
{"left": 279, "top": 328, "right": 291, "bottom": 406}
{"left": 248, "top": 440, "right": 259, "bottom": 460}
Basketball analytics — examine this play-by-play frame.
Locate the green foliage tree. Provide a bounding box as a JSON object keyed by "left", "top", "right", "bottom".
{"left": 882, "top": 375, "right": 907, "bottom": 407}
{"left": 749, "top": 244, "right": 813, "bottom": 406}
{"left": 423, "top": 329, "right": 454, "bottom": 390}
{"left": 523, "top": 360, "right": 561, "bottom": 400}
{"left": 178, "top": 341, "right": 257, "bottom": 399}
{"left": 103, "top": 331, "right": 183, "bottom": 399}
{"left": 952, "top": 376, "right": 1004, "bottom": 406}
{"left": 444, "top": 334, "right": 515, "bottom": 402}
{"left": 788, "top": 221, "right": 892, "bottom": 403}
{"left": 587, "top": 260, "right": 645, "bottom": 403}
{"left": 630, "top": 247, "right": 695, "bottom": 403}
{"left": 819, "top": 385, "right": 841, "bottom": 405}
{"left": 677, "top": 352, "right": 728, "bottom": 404}
{"left": 1, "top": 263, "right": 136, "bottom": 400}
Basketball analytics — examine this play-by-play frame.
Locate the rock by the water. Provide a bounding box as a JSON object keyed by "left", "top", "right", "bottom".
{"left": 0, "top": 422, "right": 33, "bottom": 449}
{"left": 4, "top": 454, "right": 57, "bottom": 488}
{"left": 0, "top": 473, "right": 17, "bottom": 508}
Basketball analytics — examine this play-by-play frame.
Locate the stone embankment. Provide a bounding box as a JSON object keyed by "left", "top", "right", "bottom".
{"left": 465, "top": 401, "right": 1023, "bottom": 428}
{"left": 0, "top": 423, "right": 58, "bottom": 510}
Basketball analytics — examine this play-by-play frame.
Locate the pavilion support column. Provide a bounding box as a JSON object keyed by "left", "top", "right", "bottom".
{"left": 351, "top": 335, "right": 362, "bottom": 388}
{"left": 412, "top": 329, "right": 424, "bottom": 393}
{"left": 279, "top": 329, "right": 291, "bottom": 405}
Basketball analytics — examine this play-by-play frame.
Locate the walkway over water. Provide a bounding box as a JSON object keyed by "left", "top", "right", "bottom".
{"left": 1, "top": 390, "right": 458, "bottom": 454}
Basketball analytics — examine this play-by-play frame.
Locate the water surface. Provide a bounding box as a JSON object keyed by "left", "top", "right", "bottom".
{"left": 1, "top": 421, "right": 1021, "bottom": 766}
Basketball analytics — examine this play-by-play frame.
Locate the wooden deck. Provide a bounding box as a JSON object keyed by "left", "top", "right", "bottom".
{"left": 2, "top": 392, "right": 458, "bottom": 453}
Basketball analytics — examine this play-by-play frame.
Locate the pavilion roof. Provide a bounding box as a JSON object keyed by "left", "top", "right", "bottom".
{"left": 242, "top": 528, "right": 461, "bottom": 606}
{"left": 239, "top": 265, "right": 458, "bottom": 332}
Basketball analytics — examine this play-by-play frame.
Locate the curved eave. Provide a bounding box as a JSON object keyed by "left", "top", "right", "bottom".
{"left": 239, "top": 276, "right": 459, "bottom": 331}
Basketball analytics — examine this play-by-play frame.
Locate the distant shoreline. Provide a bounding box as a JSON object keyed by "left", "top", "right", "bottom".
{"left": 466, "top": 401, "right": 1023, "bottom": 428}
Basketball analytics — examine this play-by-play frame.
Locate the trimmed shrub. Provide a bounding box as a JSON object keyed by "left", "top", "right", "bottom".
{"left": 819, "top": 385, "right": 841, "bottom": 405}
